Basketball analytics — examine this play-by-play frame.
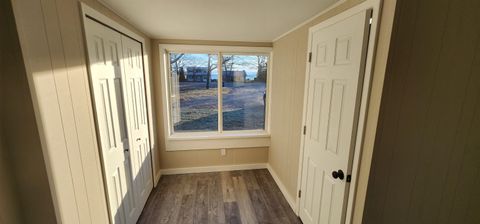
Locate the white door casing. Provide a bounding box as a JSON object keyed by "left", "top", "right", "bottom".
{"left": 120, "top": 36, "right": 154, "bottom": 212}
{"left": 84, "top": 19, "right": 138, "bottom": 224}
{"left": 299, "top": 10, "right": 371, "bottom": 224}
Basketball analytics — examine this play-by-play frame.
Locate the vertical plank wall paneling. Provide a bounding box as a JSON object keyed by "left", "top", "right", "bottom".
{"left": 0, "top": 2, "right": 21, "bottom": 224}
{"left": 0, "top": 3, "right": 22, "bottom": 221}
{"left": 0, "top": 126, "right": 21, "bottom": 224}
{"left": 363, "top": 0, "right": 480, "bottom": 223}
{"left": 1, "top": 0, "right": 56, "bottom": 223}
{"left": 10, "top": 0, "right": 154, "bottom": 222}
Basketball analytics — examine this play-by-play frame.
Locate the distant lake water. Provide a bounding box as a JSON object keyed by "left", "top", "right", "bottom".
{"left": 211, "top": 71, "right": 258, "bottom": 81}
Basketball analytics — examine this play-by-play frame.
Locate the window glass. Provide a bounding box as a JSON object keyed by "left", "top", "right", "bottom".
{"left": 169, "top": 53, "right": 219, "bottom": 132}
{"left": 222, "top": 55, "right": 268, "bottom": 131}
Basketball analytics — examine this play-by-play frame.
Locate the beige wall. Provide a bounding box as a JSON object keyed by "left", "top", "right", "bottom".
{"left": 269, "top": 0, "right": 397, "bottom": 223}
{"left": 160, "top": 148, "right": 269, "bottom": 169}
{"left": 10, "top": 0, "right": 155, "bottom": 222}
{"left": 1, "top": 0, "right": 57, "bottom": 223}
{"left": 0, "top": 4, "right": 20, "bottom": 224}
{"left": 0, "top": 132, "right": 20, "bottom": 224}
{"left": 0, "top": 75, "right": 20, "bottom": 224}
{"left": 151, "top": 39, "right": 271, "bottom": 170}
{"left": 364, "top": 0, "right": 480, "bottom": 222}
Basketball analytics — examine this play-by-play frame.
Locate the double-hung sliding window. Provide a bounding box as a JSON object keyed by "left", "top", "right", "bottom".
{"left": 161, "top": 45, "right": 271, "bottom": 140}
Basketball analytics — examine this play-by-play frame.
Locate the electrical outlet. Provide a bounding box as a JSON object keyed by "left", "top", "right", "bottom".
{"left": 220, "top": 148, "right": 226, "bottom": 156}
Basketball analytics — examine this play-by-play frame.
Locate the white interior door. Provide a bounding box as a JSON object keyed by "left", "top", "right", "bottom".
{"left": 299, "top": 10, "right": 370, "bottom": 224}
{"left": 84, "top": 19, "right": 138, "bottom": 224}
{"left": 120, "top": 36, "right": 153, "bottom": 211}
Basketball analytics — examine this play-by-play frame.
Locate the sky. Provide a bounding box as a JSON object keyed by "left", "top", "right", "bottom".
{"left": 170, "top": 53, "right": 267, "bottom": 80}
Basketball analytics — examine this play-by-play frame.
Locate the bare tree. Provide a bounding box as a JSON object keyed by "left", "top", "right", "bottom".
{"left": 222, "top": 55, "right": 234, "bottom": 72}
{"left": 170, "top": 53, "right": 184, "bottom": 64}
{"left": 221, "top": 55, "right": 235, "bottom": 82}
{"left": 256, "top": 56, "right": 268, "bottom": 82}
{"left": 205, "top": 54, "right": 217, "bottom": 89}
{"left": 170, "top": 53, "right": 185, "bottom": 81}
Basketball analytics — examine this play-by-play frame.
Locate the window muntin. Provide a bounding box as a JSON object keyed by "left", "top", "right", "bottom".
{"left": 166, "top": 50, "right": 270, "bottom": 136}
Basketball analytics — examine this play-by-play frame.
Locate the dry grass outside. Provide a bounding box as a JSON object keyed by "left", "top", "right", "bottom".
{"left": 173, "top": 82, "right": 266, "bottom": 131}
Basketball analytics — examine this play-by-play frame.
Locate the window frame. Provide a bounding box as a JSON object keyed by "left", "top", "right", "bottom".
{"left": 159, "top": 44, "right": 273, "bottom": 151}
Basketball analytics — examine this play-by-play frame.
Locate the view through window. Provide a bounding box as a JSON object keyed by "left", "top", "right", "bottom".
{"left": 168, "top": 52, "right": 269, "bottom": 133}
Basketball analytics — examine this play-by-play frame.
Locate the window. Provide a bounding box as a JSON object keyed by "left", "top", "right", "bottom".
{"left": 161, "top": 45, "right": 271, "bottom": 140}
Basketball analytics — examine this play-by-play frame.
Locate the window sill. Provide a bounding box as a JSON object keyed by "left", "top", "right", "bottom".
{"left": 168, "top": 131, "right": 270, "bottom": 140}
{"left": 165, "top": 131, "right": 270, "bottom": 151}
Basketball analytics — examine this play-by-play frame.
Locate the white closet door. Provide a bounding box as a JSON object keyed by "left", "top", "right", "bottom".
{"left": 120, "top": 35, "right": 153, "bottom": 211}
{"left": 84, "top": 19, "right": 138, "bottom": 224}
{"left": 299, "top": 10, "right": 370, "bottom": 224}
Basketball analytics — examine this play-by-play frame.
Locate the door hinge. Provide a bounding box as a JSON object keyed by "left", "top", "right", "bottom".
{"left": 298, "top": 190, "right": 302, "bottom": 198}
{"left": 308, "top": 52, "right": 312, "bottom": 62}
{"left": 303, "top": 126, "right": 307, "bottom": 135}
{"left": 346, "top": 174, "right": 352, "bottom": 183}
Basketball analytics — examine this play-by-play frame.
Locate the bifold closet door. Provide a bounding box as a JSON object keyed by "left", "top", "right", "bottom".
{"left": 84, "top": 18, "right": 139, "bottom": 224}
{"left": 85, "top": 18, "right": 154, "bottom": 224}
{"left": 120, "top": 35, "right": 153, "bottom": 210}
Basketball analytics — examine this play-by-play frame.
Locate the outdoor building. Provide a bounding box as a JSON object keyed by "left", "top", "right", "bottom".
{"left": 185, "top": 66, "right": 247, "bottom": 83}
{"left": 222, "top": 70, "right": 246, "bottom": 82}
{"left": 185, "top": 66, "right": 208, "bottom": 82}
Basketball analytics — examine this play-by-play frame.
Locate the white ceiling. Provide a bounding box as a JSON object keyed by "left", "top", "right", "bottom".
{"left": 99, "top": 0, "right": 339, "bottom": 42}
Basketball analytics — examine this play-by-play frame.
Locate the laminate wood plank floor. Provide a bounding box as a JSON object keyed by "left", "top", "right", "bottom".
{"left": 137, "top": 169, "right": 301, "bottom": 224}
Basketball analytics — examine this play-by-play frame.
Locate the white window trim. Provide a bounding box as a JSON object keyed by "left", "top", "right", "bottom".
{"left": 158, "top": 44, "right": 273, "bottom": 151}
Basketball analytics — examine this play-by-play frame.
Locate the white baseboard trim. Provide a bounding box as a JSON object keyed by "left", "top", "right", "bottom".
{"left": 160, "top": 163, "right": 268, "bottom": 175}
{"left": 267, "top": 164, "right": 297, "bottom": 214}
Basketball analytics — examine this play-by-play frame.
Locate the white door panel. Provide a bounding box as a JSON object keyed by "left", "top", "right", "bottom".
{"left": 300, "top": 10, "right": 370, "bottom": 224}
{"left": 120, "top": 36, "right": 153, "bottom": 212}
{"left": 85, "top": 19, "right": 138, "bottom": 224}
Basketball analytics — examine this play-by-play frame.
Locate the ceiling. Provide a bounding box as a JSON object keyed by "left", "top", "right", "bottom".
{"left": 99, "top": 0, "right": 339, "bottom": 42}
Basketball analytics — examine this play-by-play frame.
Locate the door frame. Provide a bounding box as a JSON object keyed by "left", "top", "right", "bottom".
{"left": 296, "top": 0, "right": 382, "bottom": 223}
{"left": 80, "top": 2, "right": 158, "bottom": 221}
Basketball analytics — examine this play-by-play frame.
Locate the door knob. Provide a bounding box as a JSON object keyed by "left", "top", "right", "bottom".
{"left": 332, "top": 169, "right": 345, "bottom": 180}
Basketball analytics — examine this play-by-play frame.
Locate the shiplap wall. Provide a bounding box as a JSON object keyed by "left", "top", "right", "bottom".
{"left": 363, "top": 0, "right": 480, "bottom": 223}
{"left": 10, "top": 0, "right": 154, "bottom": 222}
{"left": 1, "top": 0, "right": 56, "bottom": 223}
{"left": 0, "top": 3, "right": 21, "bottom": 224}
{"left": 0, "top": 131, "right": 20, "bottom": 224}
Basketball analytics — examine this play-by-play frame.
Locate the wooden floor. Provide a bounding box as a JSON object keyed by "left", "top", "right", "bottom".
{"left": 137, "top": 169, "right": 301, "bottom": 224}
